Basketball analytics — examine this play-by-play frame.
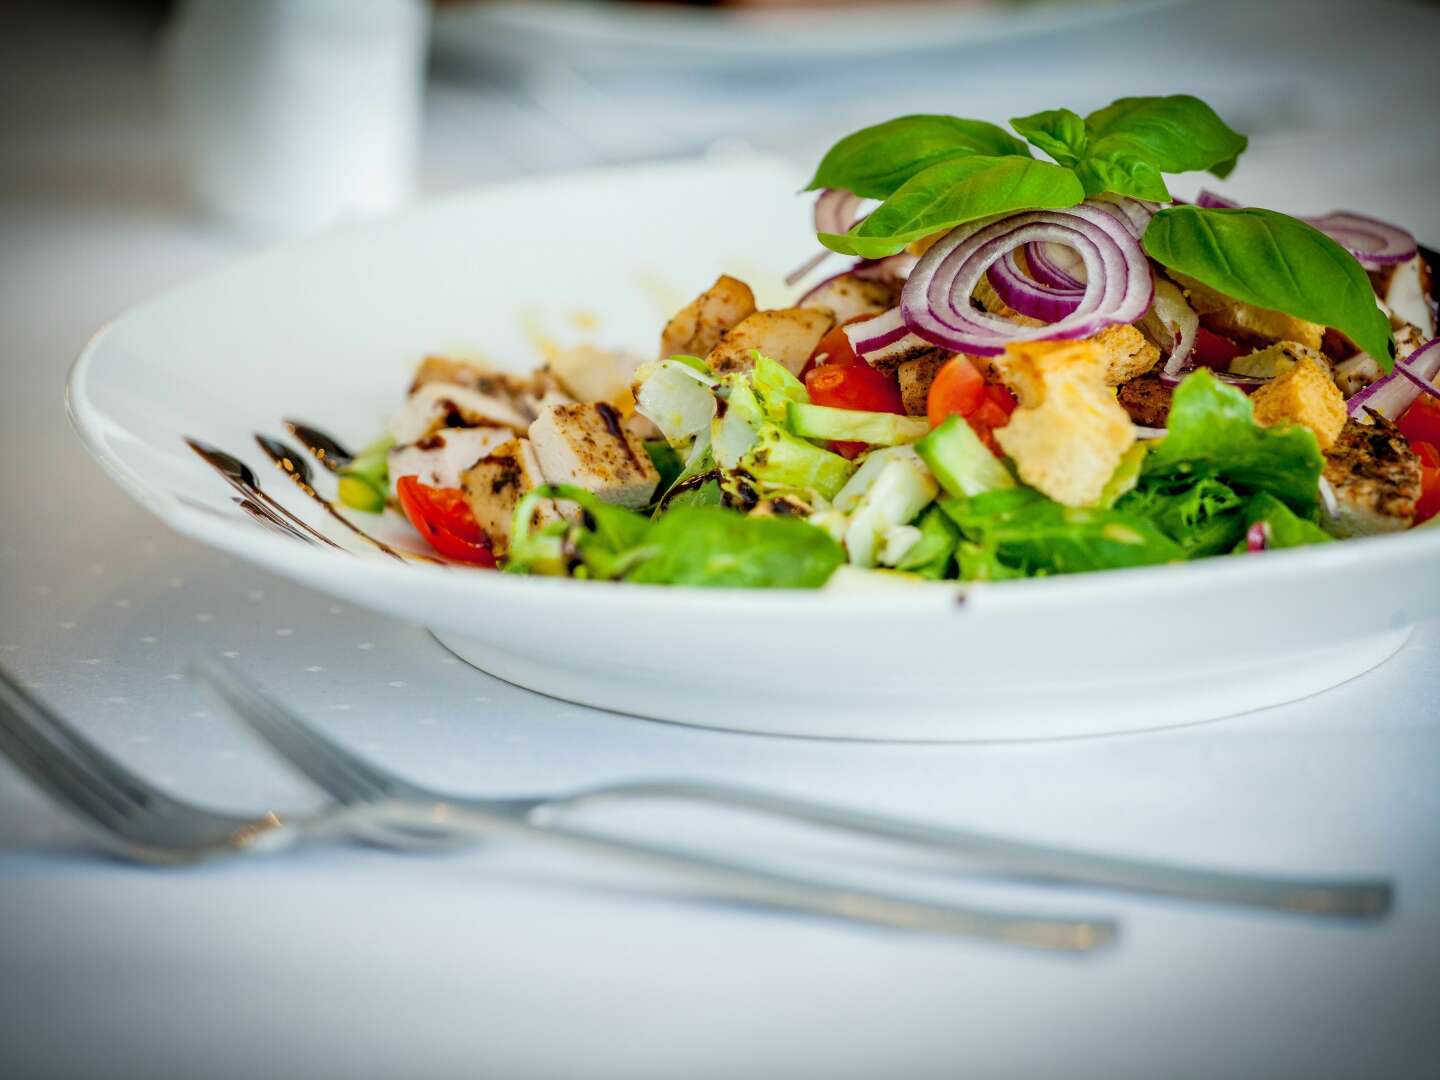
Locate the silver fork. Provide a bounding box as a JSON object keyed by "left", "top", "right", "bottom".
{"left": 0, "top": 665, "right": 1112, "bottom": 950}
{"left": 195, "top": 658, "right": 1393, "bottom": 919}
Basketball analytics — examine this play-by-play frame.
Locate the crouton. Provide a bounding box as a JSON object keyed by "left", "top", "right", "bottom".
{"left": 659, "top": 274, "right": 756, "bottom": 360}
{"left": 705, "top": 307, "right": 836, "bottom": 376}
{"left": 1116, "top": 373, "right": 1174, "bottom": 428}
{"left": 896, "top": 354, "right": 947, "bottom": 417}
{"left": 460, "top": 439, "right": 556, "bottom": 553}
{"left": 527, "top": 402, "right": 660, "bottom": 510}
{"left": 1092, "top": 324, "right": 1161, "bottom": 385}
{"left": 1322, "top": 414, "right": 1422, "bottom": 536}
{"left": 993, "top": 341, "right": 1136, "bottom": 507}
{"left": 389, "top": 382, "right": 531, "bottom": 444}
{"left": 1168, "top": 271, "right": 1324, "bottom": 350}
{"left": 1248, "top": 352, "right": 1346, "bottom": 451}
{"left": 1229, "top": 341, "right": 1329, "bottom": 381}
{"left": 547, "top": 344, "right": 644, "bottom": 405}
{"left": 387, "top": 427, "right": 513, "bottom": 496}
{"left": 801, "top": 274, "right": 898, "bottom": 325}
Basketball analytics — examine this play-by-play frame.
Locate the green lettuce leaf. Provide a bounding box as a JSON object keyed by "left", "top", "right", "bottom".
{"left": 627, "top": 507, "right": 844, "bottom": 588}
{"left": 1141, "top": 370, "right": 1327, "bottom": 514}
{"left": 1118, "top": 475, "right": 1247, "bottom": 559}
{"left": 1236, "top": 492, "right": 1334, "bottom": 551}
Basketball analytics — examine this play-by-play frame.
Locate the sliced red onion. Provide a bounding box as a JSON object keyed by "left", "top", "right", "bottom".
{"left": 851, "top": 253, "right": 917, "bottom": 282}
{"left": 784, "top": 189, "right": 871, "bottom": 286}
{"left": 900, "top": 203, "right": 1154, "bottom": 357}
{"left": 1192, "top": 191, "right": 1416, "bottom": 269}
{"left": 1399, "top": 362, "right": 1440, "bottom": 402}
{"left": 1245, "top": 521, "right": 1271, "bottom": 552}
{"left": 1196, "top": 189, "right": 1240, "bottom": 209}
{"left": 1306, "top": 211, "right": 1417, "bottom": 268}
{"left": 1346, "top": 336, "right": 1440, "bottom": 420}
{"left": 986, "top": 254, "right": 1084, "bottom": 322}
{"left": 843, "top": 306, "right": 909, "bottom": 355}
{"left": 1091, "top": 193, "right": 1156, "bottom": 238}
{"left": 1024, "top": 242, "right": 1086, "bottom": 289}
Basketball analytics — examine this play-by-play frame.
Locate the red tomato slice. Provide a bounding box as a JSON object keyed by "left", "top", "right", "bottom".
{"left": 984, "top": 381, "right": 1018, "bottom": 416}
{"left": 396, "top": 475, "right": 497, "bottom": 566}
{"left": 1399, "top": 393, "right": 1440, "bottom": 450}
{"left": 926, "top": 355, "right": 987, "bottom": 428}
{"left": 804, "top": 349, "right": 906, "bottom": 458}
{"left": 1414, "top": 442, "right": 1440, "bottom": 525}
{"left": 799, "top": 316, "right": 870, "bottom": 378}
{"left": 1192, "top": 327, "right": 1247, "bottom": 370}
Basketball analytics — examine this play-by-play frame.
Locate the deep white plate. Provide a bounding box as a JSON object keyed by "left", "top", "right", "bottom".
{"left": 432, "top": 0, "right": 1182, "bottom": 73}
{"left": 68, "top": 154, "right": 1439, "bottom": 741}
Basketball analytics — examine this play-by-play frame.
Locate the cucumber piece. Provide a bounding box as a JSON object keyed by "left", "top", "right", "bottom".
{"left": 914, "top": 415, "right": 1014, "bottom": 498}
{"left": 787, "top": 402, "right": 930, "bottom": 446}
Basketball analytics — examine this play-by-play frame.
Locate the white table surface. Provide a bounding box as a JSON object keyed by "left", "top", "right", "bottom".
{"left": 2, "top": 2, "right": 1438, "bottom": 1077}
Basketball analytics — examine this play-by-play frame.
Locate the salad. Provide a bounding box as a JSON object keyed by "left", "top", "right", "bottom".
{"left": 342, "top": 95, "right": 1440, "bottom": 588}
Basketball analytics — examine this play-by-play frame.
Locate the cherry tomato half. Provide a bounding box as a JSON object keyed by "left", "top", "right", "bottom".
{"left": 799, "top": 316, "right": 871, "bottom": 379}
{"left": 1399, "top": 393, "right": 1440, "bottom": 450}
{"left": 926, "top": 355, "right": 987, "bottom": 429}
{"left": 805, "top": 355, "right": 906, "bottom": 459}
{"left": 1191, "top": 327, "right": 1247, "bottom": 371}
{"left": 396, "top": 475, "right": 497, "bottom": 566}
{"left": 1414, "top": 442, "right": 1440, "bottom": 525}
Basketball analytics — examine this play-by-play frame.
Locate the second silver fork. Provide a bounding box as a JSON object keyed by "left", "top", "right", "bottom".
{"left": 196, "top": 659, "right": 1393, "bottom": 918}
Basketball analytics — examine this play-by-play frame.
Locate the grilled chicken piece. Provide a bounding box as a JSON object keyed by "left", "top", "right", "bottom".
{"left": 896, "top": 354, "right": 947, "bottom": 417}
{"left": 460, "top": 438, "right": 556, "bottom": 553}
{"left": 1322, "top": 414, "right": 1422, "bottom": 537}
{"left": 1116, "top": 373, "right": 1174, "bottom": 428}
{"left": 1229, "top": 341, "right": 1330, "bottom": 381}
{"left": 528, "top": 402, "right": 660, "bottom": 510}
{"left": 547, "top": 345, "right": 644, "bottom": 406}
{"left": 705, "top": 306, "right": 837, "bottom": 376}
{"left": 389, "top": 382, "right": 530, "bottom": 444}
{"left": 387, "top": 427, "right": 513, "bottom": 497}
{"left": 800, "top": 274, "right": 898, "bottom": 325}
{"left": 409, "top": 356, "right": 532, "bottom": 403}
{"left": 1371, "top": 254, "right": 1436, "bottom": 339}
{"left": 659, "top": 274, "right": 756, "bottom": 360}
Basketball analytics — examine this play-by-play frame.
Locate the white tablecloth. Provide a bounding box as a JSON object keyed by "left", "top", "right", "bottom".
{"left": 2, "top": 2, "right": 1438, "bottom": 1077}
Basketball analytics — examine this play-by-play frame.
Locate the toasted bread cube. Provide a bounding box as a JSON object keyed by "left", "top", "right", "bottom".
{"left": 389, "top": 382, "right": 531, "bottom": 444}
{"left": 460, "top": 439, "right": 556, "bottom": 553}
{"left": 896, "top": 354, "right": 947, "bottom": 417}
{"left": 994, "top": 341, "right": 1136, "bottom": 507}
{"left": 705, "top": 307, "right": 837, "bottom": 376}
{"left": 1169, "top": 272, "right": 1324, "bottom": 350}
{"left": 528, "top": 402, "right": 660, "bottom": 510}
{"left": 548, "top": 345, "right": 644, "bottom": 405}
{"left": 660, "top": 274, "right": 756, "bottom": 360}
{"left": 1248, "top": 352, "right": 1346, "bottom": 450}
{"left": 1091, "top": 324, "right": 1161, "bottom": 385}
{"left": 801, "top": 274, "right": 898, "bottom": 325}
{"left": 387, "top": 427, "right": 513, "bottom": 497}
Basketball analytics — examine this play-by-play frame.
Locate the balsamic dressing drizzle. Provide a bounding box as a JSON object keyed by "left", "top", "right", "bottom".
{"left": 282, "top": 420, "right": 354, "bottom": 472}
{"left": 184, "top": 437, "right": 342, "bottom": 549}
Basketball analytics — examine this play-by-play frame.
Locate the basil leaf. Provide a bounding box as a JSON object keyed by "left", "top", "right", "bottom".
{"left": 626, "top": 508, "right": 844, "bottom": 588}
{"left": 1085, "top": 95, "right": 1247, "bottom": 180}
{"left": 1143, "top": 206, "right": 1394, "bottom": 366}
{"left": 1140, "top": 370, "right": 1326, "bottom": 515}
{"left": 806, "top": 115, "right": 1031, "bottom": 199}
{"left": 1010, "top": 95, "right": 1247, "bottom": 202}
{"left": 819, "top": 156, "right": 1085, "bottom": 259}
{"left": 1008, "top": 108, "right": 1087, "bottom": 167}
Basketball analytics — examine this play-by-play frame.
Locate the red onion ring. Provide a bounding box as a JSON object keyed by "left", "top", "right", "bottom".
{"left": 1193, "top": 191, "right": 1416, "bottom": 269}
{"left": 851, "top": 253, "right": 917, "bottom": 282}
{"left": 1024, "top": 243, "right": 1086, "bottom": 289}
{"left": 784, "top": 189, "right": 872, "bottom": 287}
{"left": 843, "top": 306, "right": 910, "bottom": 355}
{"left": 1346, "top": 336, "right": 1440, "bottom": 420}
{"left": 1245, "top": 521, "right": 1271, "bottom": 553}
{"left": 1150, "top": 277, "right": 1198, "bottom": 378}
{"left": 900, "top": 203, "right": 1154, "bottom": 357}
{"left": 986, "top": 254, "right": 1084, "bottom": 322}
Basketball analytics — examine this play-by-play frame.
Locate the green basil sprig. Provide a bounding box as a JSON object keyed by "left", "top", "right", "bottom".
{"left": 1143, "top": 206, "right": 1395, "bottom": 367}
{"left": 805, "top": 115, "right": 1031, "bottom": 199}
{"left": 1012, "top": 96, "right": 1247, "bottom": 203}
{"left": 819, "top": 156, "right": 1084, "bottom": 259}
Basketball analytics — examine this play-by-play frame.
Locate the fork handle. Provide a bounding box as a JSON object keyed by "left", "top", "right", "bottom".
{"left": 531, "top": 780, "right": 1391, "bottom": 917}
{"left": 301, "top": 799, "right": 1112, "bottom": 951}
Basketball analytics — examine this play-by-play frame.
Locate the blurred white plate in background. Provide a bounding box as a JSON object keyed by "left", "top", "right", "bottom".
{"left": 432, "top": 0, "right": 1184, "bottom": 73}
{"left": 67, "top": 153, "right": 1439, "bottom": 741}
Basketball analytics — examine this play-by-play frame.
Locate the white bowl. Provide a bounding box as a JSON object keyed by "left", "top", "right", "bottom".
{"left": 67, "top": 155, "right": 1440, "bottom": 741}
